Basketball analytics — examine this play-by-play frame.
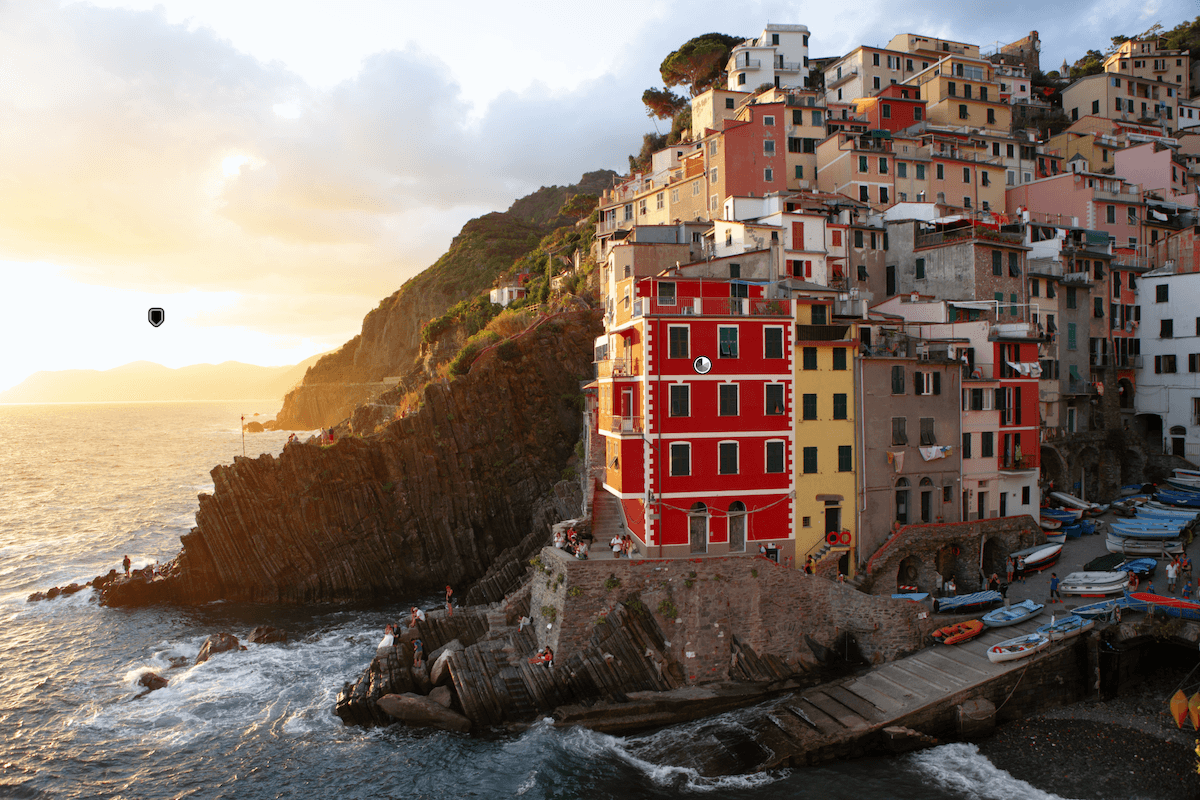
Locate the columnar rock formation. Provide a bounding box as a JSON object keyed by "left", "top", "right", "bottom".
{"left": 100, "top": 311, "right": 601, "bottom": 606}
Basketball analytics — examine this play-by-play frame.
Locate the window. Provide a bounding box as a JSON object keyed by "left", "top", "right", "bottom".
{"left": 981, "top": 431, "right": 994, "bottom": 458}
{"left": 948, "top": 81, "right": 956, "bottom": 96}
{"left": 832, "top": 348, "right": 847, "bottom": 370}
{"left": 859, "top": 155, "right": 868, "bottom": 173}
{"left": 738, "top": 73, "right": 746, "bottom": 86}
{"left": 763, "top": 115, "right": 775, "bottom": 126}
{"left": 656, "top": 191, "right": 664, "bottom": 209}
{"left": 1031, "top": 279, "right": 1039, "bottom": 297}
{"left": 964, "top": 84, "right": 972, "bottom": 99}
{"left": 915, "top": 257, "right": 925, "bottom": 279}
{"left": 668, "top": 326, "right": 689, "bottom": 358}
{"left": 1092, "top": 99, "right": 1100, "bottom": 114}
{"left": 812, "top": 110, "right": 822, "bottom": 125}
{"left": 719, "top": 442, "right": 738, "bottom": 475}
{"left": 718, "top": 326, "right": 738, "bottom": 357}
{"left": 920, "top": 418, "right": 936, "bottom": 446}
{"left": 959, "top": 104, "right": 969, "bottom": 119}
{"left": 764, "top": 140, "right": 775, "bottom": 155}
{"left": 833, "top": 393, "right": 848, "bottom": 420}
{"left": 838, "top": 445, "right": 852, "bottom": 472}
{"left": 719, "top": 384, "right": 738, "bottom": 416}
{"left": 726, "top": 97, "right": 735, "bottom": 109}
{"left": 962, "top": 432, "right": 972, "bottom": 459}
{"left": 1156, "top": 354, "right": 1178, "bottom": 373}
{"left": 802, "top": 393, "right": 817, "bottom": 420}
{"left": 1009, "top": 252, "right": 1020, "bottom": 277}
{"left": 670, "top": 442, "right": 690, "bottom": 475}
{"left": 1162, "top": 319, "right": 1174, "bottom": 338}
{"left": 803, "top": 447, "right": 818, "bottom": 474}
{"left": 873, "top": 76, "right": 881, "bottom": 90}
{"left": 891, "top": 417, "right": 907, "bottom": 445}
{"left": 963, "top": 167, "right": 971, "bottom": 183}
{"left": 795, "top": 165, "right": 803, "bottom": 180}
{"left": 803, "top": 347, "right": 817, "bottom": 370}
{"left": 764, "top": 168, "right": 773, "bottom": 182}
{"left": 709, "top": 167, "right": 718, "bottom": 183}
{"left": 1022, "top": 486, "right": 1030, "bottom": 505}
{"left": 1128, "top": 207, "right": 1137, "bottom": 225}
{"left": 914, "top": 107, "right": 923, "bottom": 121}
{"left": 992, "top": 250, "right": 1002, "bottom": 276}
{"left": 872, "top": 53, "right": 880, "bottom": 66}
{"left": 882, "top": 103, "right": 891, "bottom": 119}
{"left": 891, "top": 365, "right": 905, "bottom": 394}
{"left": 1106, "top": 205, "right": 1115, "bottom": 224}
{"left": 860, "top": 185, "right": 870, "bottom": 202}
{"left": 765, "top": 384, "right": 785, "bottom": 415}
{"left": 897, "top": 162, "right": 907, "bottom": 178}
{"left": 879, "top": 157, "right": 888, "bottom": 174}
{"left": 936, "top": 163, "right": 944, "bottom": 180}
{"left": 764, "top": 327, "right": 784, "bottom": 359}
{"left": 916, "top": 163, "right": 925, "bottom": 180}
{"left": 1066, "top": 287, "right": 1077, "bottom": 309}
{"left": 880, "top": 186, "right": 889, "bottom": 204}
{"left": 766, "top": 441, "right": 785, "bottom": 473}
{"left": 854, "top": 229, "right": 864, "bottom": 248}
{"left": 658, "top": 282, "right": 676, "bottom": 305}
{"left": 811, "top": 304, "right": 827, "bottom": 325}
{"left": 1067, "top": 322, "right": 1077, "bottom": 350}
{"left": 1157, "top": 284, "right": 1169, "bottom": 303}
{"left": 669, "top": 384, "right": 690, "bottom": 417}
{"left": 982, "top": 170, "right": 990, "bottom": 187}
{"left": 1094, "top": 297, "right": 1104, "bottom": 318}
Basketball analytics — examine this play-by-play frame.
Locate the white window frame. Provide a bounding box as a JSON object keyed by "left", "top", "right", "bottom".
{"left": 667, "top": 324, "right": 690, "bottom": 359}
{"left": 718, "top": 382, "right": 739, "bottom": 417}
{"left": 763, "top": 325, "right": 786, "bottom": 359}
{"left": 765, "top": 439, "right": 787, "bottom": 473}
{"left": 763, "top": 115, "right": 775, "bottom": 126}
{"left": 764, "top": 382, "right": 786, "bottom": 415}
{"left": 718, "top": 440, "right": 739, "bottom": 475}
{"left": 718, "top": 325, "right": 739, "bottom": 358}
{"left": 670, "top": 442, "right": 691, "bottom": 476}
{"left": 669, "top": 383, "right": 690, "bottom": 417}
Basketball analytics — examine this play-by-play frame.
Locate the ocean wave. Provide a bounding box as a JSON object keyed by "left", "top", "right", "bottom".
{"left": 909, "top": 743, "right": 1083, "bottom": 800}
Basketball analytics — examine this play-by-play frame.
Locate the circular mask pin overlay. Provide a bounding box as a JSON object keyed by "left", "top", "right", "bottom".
{"left": 693, "top": 356, "right": 712, "bottom": 374}
{"left": 148, "top": 308, "right": 165, "bottom": 327}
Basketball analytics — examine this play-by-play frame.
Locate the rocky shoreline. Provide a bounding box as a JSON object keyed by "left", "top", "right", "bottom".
{"left": 980, "top": 667, "right": 1200, "bottom": 800}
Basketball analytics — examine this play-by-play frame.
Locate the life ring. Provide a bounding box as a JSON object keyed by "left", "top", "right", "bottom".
{"left": 839, "top": 530, "right": 852, "bottom": 545}
{"left": 827, "top": 532, "right": 839, "bottom": 545}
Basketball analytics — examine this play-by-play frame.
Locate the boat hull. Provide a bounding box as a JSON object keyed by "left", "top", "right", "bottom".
{"left": 982, "top": 599, "right": 1044, "bottom": 628}
{"left": 1057, "top": 571, "right": 1129, "bottom": 597}
{"left": 1130, "top": 592, "right": 1200, "bottom": 621}
{"left": 988, "top": 632, "right": 1050, "bottom": 664}
{"left": 1106, "top": 535, "right": 1184, "bottom": 556}
{"left": 1035, "top": 614, "right": 1095, "bottom": 641}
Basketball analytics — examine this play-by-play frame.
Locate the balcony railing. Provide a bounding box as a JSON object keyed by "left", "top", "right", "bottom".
{"left": 608, "top": 415, "right": 644, "bottom": 434}
{"left": 1000, "top": 455, "right": 1035, "bottom": 471}
{"left": 635, "top": 297, "right": 792, "bottom": 318}
{"left": 596, "top": 357, "right": 638, "bottom": 379}
{"left": 1065, "top": 379, "right": 1098, "bottom": 395}
{"left": 916, "top": 227, "right": 1024, "bottom": 248}
{"left": 776, "top": 60, "right": 803, "bottom": 72}
{"left": 736, "top": 57, "right": 762, "bottom": 69}
{"left": 826, "top": 68, "right": 859, "bottom": 88}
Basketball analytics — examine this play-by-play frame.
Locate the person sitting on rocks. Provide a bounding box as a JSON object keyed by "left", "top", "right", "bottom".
{"left": 410, "top": 606, "right": 425, "bottom": 627}
{"left": 988, "top": 573, "right": 1000, "bottom": 592}
{"left": 553, "top": 529, "right": 565, "bottom": 549}
{"left": 622, "top": 535, "right": 633, "bottom": 559}
{"left": 575, "top": 540, "right": 589, "bottom": 560}
{"left": 445, "top": 585, "right": 454, "bottom": 617}
{"left": 804, "top": 556, "right": 814, "bottom": 575}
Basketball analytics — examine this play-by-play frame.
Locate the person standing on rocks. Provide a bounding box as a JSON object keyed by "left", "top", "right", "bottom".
{"left": 445, "top": 585, "right": 453, "bottom": 617}
{"left": 122, "top": 555, "right": 131, "bottom": 577}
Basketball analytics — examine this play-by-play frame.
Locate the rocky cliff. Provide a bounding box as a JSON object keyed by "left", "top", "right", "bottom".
{"left": 100, "top": 311, "right": 601, "bottom": 606}
{"left": 270, "top": 170, "right": 614, "bottom": 430}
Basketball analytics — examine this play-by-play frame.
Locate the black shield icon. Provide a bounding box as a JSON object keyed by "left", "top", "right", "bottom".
{"left": 148, "top": 308, "right": 165, "bottom": 327}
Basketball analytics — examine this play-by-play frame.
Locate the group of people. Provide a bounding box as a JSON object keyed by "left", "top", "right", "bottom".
{"left": 553, "top": 526, "right": 592, "bottom": 559}
{"left": 529, "top": 647, "right": 554, "bottom": 668}
{"left": 609, "top": 534, "right": 635, "bottom": 559}
{"left": 1166, "top": 555, "right": 1193, "bottom": 596}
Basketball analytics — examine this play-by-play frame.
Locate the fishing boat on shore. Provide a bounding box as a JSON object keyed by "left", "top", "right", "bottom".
{"left": 1106, "top": 534, "right": 1184, "bottom": 556}
{"left": 1039, "top": 516, "right": 1062, "bottom": 530}
{"left": 1071, "top": 595, "right": 1149, "bottom": 621}
{"left": 933, "top": 590, "right": 1002, "bottom": 614}
{"left": 1010, "top": 543, "right": 1062, "bottom": 575}
{"left": 1057, "top": 571, "right": 1130, "bottom": 597}
{"left": 981, "top": 599, "right": 1044, "bottom": 628}
{"left": 1035, "top": 614, "right": 1095, "bottom": 642}
{"left": 1044, "top": 531, "right": 1067, "bottom": 545}
{"left": 1153, "top": 489, "right": 1200, "bottom": 509}
{"left": 1108, "top": 521, "right": 1184, "bottom": 539}
{"left": 987, "top": 632, "right": 1050, "bottom": 664}
{"left": 1041, "top": 506, "right": 1082, "bottom": 523}
{"left": 1130, "top": 592, "right": 1200, "bottom": 622}
{"left": 1084, "top": 555, "right": 1157, "bottom": 577}
{"left": 931, "top": 619, "right": 984, "bottom": 645}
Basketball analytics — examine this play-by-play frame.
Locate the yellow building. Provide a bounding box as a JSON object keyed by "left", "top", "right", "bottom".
{"left": 793, "top": 296, "right": 860, "bottom": 573}
{"left": 903, "top": 56, "right": 1011, "bottom": 133}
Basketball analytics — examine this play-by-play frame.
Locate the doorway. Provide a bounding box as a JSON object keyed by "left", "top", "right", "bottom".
{"left": 977, "top": 491, "right": 988, "bottom": 520}
{"left": 728, "top": 501, "right": 746, "bottom": 552}
{"left": 895, "top": 478, "right": 910, "bottom": 525}
{"left": 1000, "top": 492, "right": 1008, "bottom": 517}
{"left": 689, "top": 502, "right": 708, "bottom": 554}
{"left": 825, "top": 505, "right": 841, "bottom": 539}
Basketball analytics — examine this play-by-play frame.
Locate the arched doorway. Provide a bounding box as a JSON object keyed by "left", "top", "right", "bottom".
{"left": 897, "top": 555, "right": 920, "bottom": 591}
{"left": 1171, "top": 426, "right": 1187, "bottom": 458}
{"left": 895, "top": 478, "right": 910, "bottom": 526}
{"left": 981, "top": 537, "right": 1005, "bottom": 582}
{"left": 1118, "top": 378, "right": 1134, "bottom": 409}
{"left": 919, "top": 478, "right": 934, "bottom": 523}
{"left": 936, "top": 545, "right": 958, "bottom": 583}
{"left": 1077, "top": 446, "right": 1100, "bottom": 500}
{"left": 689, "top": 502, "right": 708, "bottom": 554}
{"left": 728, "top": 501, "right": 746, "bottom": 552}
{"left": 1041, "top": 445, "right": 1068, "bottom": 492}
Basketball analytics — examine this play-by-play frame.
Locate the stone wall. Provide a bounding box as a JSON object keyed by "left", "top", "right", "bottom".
{"left": 860, "top": 515, "right": 1043, "bottom": 596}
{"left": 530, "top": 546, "right": 942, "bottom": 677}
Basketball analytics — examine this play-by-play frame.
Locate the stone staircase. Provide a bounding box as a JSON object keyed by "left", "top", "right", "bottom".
{"left": 591, "top": 481, "right": 627, "bottom": 542}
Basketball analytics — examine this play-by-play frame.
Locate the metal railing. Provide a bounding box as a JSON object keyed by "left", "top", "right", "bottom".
{"left": 608, "top": 415, "right": 644, "bottom": 434}
{"left": 633, "top": 297, "right": 792, "bottom": 318}
{"left": 596, "top": 357, "right": 637, "bottom": 379}
{"left": 916, "top": 227, "right": 1024, "bottom": 248}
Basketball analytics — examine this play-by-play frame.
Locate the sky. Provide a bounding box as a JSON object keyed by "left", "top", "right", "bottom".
{"left": 0, "top": 0, "right": 1191, "bottom": 393}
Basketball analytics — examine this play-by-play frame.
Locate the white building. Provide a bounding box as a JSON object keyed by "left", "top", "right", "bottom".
{"left": 1134, "top": 265, "right": 1200, "bottom": 461}
{"left": 1179, "top": 97, "right": 1200, "bottom": 133}
{"left": 726, "top": 24, "right": 810, "bottom": 93}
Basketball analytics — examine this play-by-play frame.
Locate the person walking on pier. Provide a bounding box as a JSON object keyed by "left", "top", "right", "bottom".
{"left": 1167, "top": 559, "right": 1179, "bottom": 594}
{"left": 1049, "top": 572, "right": 1062, "bottom": 604}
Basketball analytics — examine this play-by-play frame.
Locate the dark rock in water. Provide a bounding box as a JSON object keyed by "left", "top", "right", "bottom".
{"left": 247, "top": 625, "right": 288, "bottom": 644}
{"left": 429, "top": 640, "right": 463, "bottom": 687}
{"left": 138, "top": 672, "right": 168, "bottom": 692}
{"left": 26, "top": 592, "right": 46, "bottom": 603}
{"left": 46, "top": 587, "right": 60, "bottom": 600}
{"left": 805, "top": 634, "right": 831, "bottom": 665}
{"left": 89, "top": 570, "right": 118, "bottom": 592}
{"left": 196, "top": 633, "right": 241, "bottom": 665}
{"left": 377, "top": 693, "right": 471, "bottom": 733}
{"left": 60, "top": 583, "right": 84, "bottom": 596}
{"left": 244, "top": 421, "right": 265, "bottom": 433}
{"left": 167, "top": 656, "right": 190, "bottom": 669}
{"left": 98, "top": 310, "right": 601, "bottom": 607}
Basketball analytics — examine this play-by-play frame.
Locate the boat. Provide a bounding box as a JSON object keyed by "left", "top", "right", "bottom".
{"left": 1174, "top": 468, "right": 1200, "bottom": 479}
{"left": 1117, "top": 558, "right": 1158, "bottom": 577}
{"left": 1057, "top": 571, "right": 1130, "bottom": 597}
{"left": 982, "top": 599, "right": 1044, "bottom": 628}
{"left": 1134, "top": 506, "right": 1198, "bottom": 522}
{"left": 1166, "top": 477, "right": 1200, "bottom": 492}
{"left": 1035, "top": 614, "right": 1095, "bottom": 641}
{"left": 891, "top": 592, "right": 930, "bottom": 602}
{"left": 933, "top": 590, "right": 1002, "bottom": 614}
{"left": 1044, "top": 531, "right": 1067, "bottom": 545}
{"left": 1130, "top": 592, "right": 1200, "bottom": 622}
{"left": 987, "top": 632, "right": 1050, "bottom": 664}
{"left": 932, "top": 619, "right": 985, "bottom": 645}
{"left": 1061, "top": 523, "right": 1083, "bottom": 539}
{"left": 1041, "top": 506, "right": 1082, "bottom": 523}
{"left": 1153, "top": 490, "right": 1200, "bottom": 509}
{"left": 1071, "top": 595, "right": 1148, "bottom": 621}
{"left": 1108, "top": 521, "right": 1184, "bottom": 539}
{"left": 1147, "top": 500, "right": 1200, "bottom": 514}
{"left": 1173, "top": 690, "right": 1189, "bottom": 728}
{"left": 1106, "top": 535, "right": 1185, "bottom": 556}
{"left": 1039, "top": 516, "right": 1062, "bottom": 530}
{"left": 1049, "top": 491, "right": 1103, "bottom": 513}
{"left": 1191, "top": 692, "right": 1200, "bottom": 730}
{"left": 1010, "top": 543, "right": 1063, "bottom": 575}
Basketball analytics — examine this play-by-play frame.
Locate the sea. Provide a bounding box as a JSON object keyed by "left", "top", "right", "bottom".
{"left": 0, "top": 400, "right": 1081, "bottom": 800}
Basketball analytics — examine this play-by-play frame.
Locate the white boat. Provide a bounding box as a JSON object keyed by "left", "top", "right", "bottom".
{"left": 988, "top": 632, "right": 1051, "bottom": 663}
{"left": 1036, "top": 614, "right": 1095, "bottom": 641}
{"left": 1039, "top": 516, "right": 1063, "bottom": 530}
{"left": 1106, "top": 535, "right": 1184, "bottom": 556}
{"left": 1057, "top": 571, "right": 1129, "bottom": 596}
{"left": 1050, "top": 491, "right": 1103, "bottom": 512}
{"left": 1011, "top": 543, "right": 1063, "bottom": 574}
{"left": 1173, "top": 468, "right": 1200, "bottom": 480}
{"left": 1045, "top": 531, "right": 1067, "bottom": 545}
{"left": 982, "top": 599, "right": 1044, "bottom": 628}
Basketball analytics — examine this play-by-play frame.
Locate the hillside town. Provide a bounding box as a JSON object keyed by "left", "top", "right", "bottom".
{"left": 579, "top": 23, "right": 1200, "bottom": 575}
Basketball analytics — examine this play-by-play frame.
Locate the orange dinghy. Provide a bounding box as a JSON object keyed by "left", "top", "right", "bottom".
{"left": 1172, "top": 690, "right": 1189, "bottom": 728}
{"left": 1190, "top": 692, "right": 1200, "bottom": 730}
{"left": 932, "top": 619, "right": 984, "bottom": 645}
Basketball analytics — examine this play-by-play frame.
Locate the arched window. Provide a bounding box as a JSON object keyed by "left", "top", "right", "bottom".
{"left": 728, "top": 501, "right": 746, "bottom": 552}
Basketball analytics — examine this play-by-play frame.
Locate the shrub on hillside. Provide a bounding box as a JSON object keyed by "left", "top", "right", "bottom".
{"left": 449, "top": 331, "right": 501, "bottom": 376}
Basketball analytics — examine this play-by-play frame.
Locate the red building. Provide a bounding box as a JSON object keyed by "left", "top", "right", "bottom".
{"left": 994, "top": 332, "right": 1041, "bottom": 514}
{"left": 852, "top": 84, "right": 927, "bottom": 133}
{"left": 596, "top": 275, "right": 795, "bottom": 559}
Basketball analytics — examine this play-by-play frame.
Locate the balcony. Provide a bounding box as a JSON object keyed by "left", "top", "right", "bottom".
{"left": 736, "top": 57, "right": 762, "bottom": 69}
{"left": 1065, "top": 379, "right": 1098, "bottom": 395}
{"left": 596, "top": 357, "right": 638, "bottom": 379}
{"left": 608, "top": 415, "right": 644, "bottom": 434}
{"left": 827, "top": 67, "right": 859, "bottom": 89}
{"left": 776, "top": 60, "right": 804, "bottom": 72}
{"left": 916, "top": 226, "right": 1024, "bottom": 249}
{"left": 796, "top": 324, "right": 854, "bottom": 342}
{"left": 635, "top": 297, "right": 792, "bottom": 318}
{"left": 1000, "top": 455, "right": 1036, "bottom": 472}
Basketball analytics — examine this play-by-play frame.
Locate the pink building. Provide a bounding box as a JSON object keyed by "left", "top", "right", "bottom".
{"left": 1113, "top": 141, "right": 1197, "bottom": 207}
{"left": 1006, "top": 171, "right": 1144, "bottom": 251}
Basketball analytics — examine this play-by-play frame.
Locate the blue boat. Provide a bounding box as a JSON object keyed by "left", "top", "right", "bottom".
{"left": 1061, "top": 523, "right": 1083, "bottom": 539}
{"left": 1131, "top": 592, "right": 1200, "bottom": 622}
{"left": 1116, "top": 557, "right": 1157, "bottom": 577}
{"left": 1071, "top": 595, "right": 1149, "bottom": 621}
{"left": 982, "top": 599, "right": 1044, "bottom": 628}
{"left": 1109, "top": 521, "right": 1184, "bottom": 539}
{"left": 933, "top": 590, "right": 1002, "bottom": 614}
{"left": 1135, "top": 506, "right": 1198, "bottom": 522}
{"left": 1154, "top": 490, "right": 1200, "bottom": 509}
{"left": 1041, "top": 507, "right": 1081, "bottom": 523}
{"left": 891, "top": 592, "right": 930, "bottom": 602}
{"left": 1036, "top": 614, "right": 1095, "bottom": 641}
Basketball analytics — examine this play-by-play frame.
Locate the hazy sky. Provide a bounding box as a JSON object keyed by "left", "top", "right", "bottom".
{"left": 0, "top": 0, "right": 1189, "bottom": 392}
